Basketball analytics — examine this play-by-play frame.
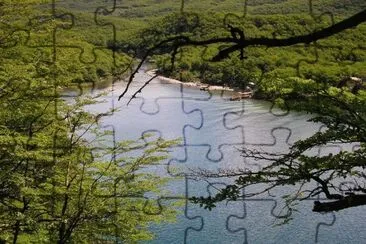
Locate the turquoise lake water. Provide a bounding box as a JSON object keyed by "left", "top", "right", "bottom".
{"left": 83, "top": 70, "right": 366, "bottom": 244}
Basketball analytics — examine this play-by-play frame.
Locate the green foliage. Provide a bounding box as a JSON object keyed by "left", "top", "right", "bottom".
{"left": 56, "top": 1, "right": 365, "bottom": 90}
{"left": 132, "top": 10, "right": 365, "bottom": 91}
{"left": 192, "top": 74, "right": 366, "bottom": 214}
{"left": 0, "top": 1, "right": 178, "bottom": 243}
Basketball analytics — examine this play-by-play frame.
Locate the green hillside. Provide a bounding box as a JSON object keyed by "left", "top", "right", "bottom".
{"left": 58, "top": 0, "right": 366, "bottom": 17}
{"left": 40, "top": 1, "right": 366, "bottom": 92}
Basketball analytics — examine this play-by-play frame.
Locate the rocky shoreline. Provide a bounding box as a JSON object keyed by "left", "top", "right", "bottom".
{"left": 146, "top": 69, "right": 253, "bottom": 100}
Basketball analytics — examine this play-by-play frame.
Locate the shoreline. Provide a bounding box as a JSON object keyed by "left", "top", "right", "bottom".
{"left": 146, "top": 69, "right": 253, "bottom": 100}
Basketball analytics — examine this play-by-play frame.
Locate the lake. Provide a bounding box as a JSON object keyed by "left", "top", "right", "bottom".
{"left": 83, "top": 69, "right": 366, "bottom": 244}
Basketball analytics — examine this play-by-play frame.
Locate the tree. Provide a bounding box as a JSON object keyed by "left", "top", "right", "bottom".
{"left": 118, "top": 6, "right": 366, "bottom": 213}
{"left": 191, "top": 77, "right": 366, "bottom": 213}
{"left": 0, "top": 1, "right": 177, "bottom": 243}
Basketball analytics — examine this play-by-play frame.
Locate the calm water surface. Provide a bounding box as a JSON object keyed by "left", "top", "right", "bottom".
{"left": 84, "top": 70, "right": 366, "bottom": 244}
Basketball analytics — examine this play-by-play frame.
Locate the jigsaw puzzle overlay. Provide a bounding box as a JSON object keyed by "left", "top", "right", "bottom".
{"left": 3, "top": 0, "right": 365, "bottom": 243}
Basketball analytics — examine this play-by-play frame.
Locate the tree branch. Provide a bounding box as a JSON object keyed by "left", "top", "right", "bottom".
{"left": 313, "top": 194, "right": 366, "bottom": 212}
{"left": 118, "top": 9, "right": 366, "bottom": 101}
{"left": 206, "top": 9, "right": 366, "bottom": 61}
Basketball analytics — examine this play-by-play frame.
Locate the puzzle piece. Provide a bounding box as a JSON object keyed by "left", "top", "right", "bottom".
{"left": 223, "top": 181, "right": 337, "bottom": 243}
{"left": 27, "top": 0, "right": 129, "bottom": 103}
{"left": 146, "top": 176, "right": 203, "bottom": 244}
{"left": 225, "top": 100, "right": 321, "bottom": 146}
{"left": 184, "top": 179, "right": 246, "bottom": 244}
{"left": 181, "top": 98, "right": 245, "bottom": 162}
{"left": 26, "top": 1, "right": 118, "bottom": 64}
{"left": 236, "top": 197, "right": 336, "bottom": 243}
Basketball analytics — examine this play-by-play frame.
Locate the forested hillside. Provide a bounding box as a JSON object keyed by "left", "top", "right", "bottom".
{"left": 59, "top": 0, "right": 366, "bottom": 16}
{"left": 96, "top": 0, "right": 365, "bottom": 97}
{"left": 55, "top": 0, "right": 366, "bottom": 92}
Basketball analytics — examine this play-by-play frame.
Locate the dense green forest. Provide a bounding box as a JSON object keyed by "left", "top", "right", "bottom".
{"left": 49, "top": 0, "right": 366, "bottom": 91}
{"left": 54, "top": 0, "right": 366, "bottom": 97}
{"left": 110, "top": 0, "right": 366, "bottom": 97}
{"left": 1, "top": 0, "right": 366, "bottom": 242}
{"left": 0, "top": 1, "right": 178, "bottom": 243}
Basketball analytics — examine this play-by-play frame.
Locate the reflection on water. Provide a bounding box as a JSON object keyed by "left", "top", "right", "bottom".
{"left": 82, "top": 70, "right": 366, "bottom": 244}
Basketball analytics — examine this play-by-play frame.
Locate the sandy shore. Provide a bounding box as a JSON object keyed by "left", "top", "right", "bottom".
{"left": 146, "top": 69, "right": 236, "bottom": 92}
